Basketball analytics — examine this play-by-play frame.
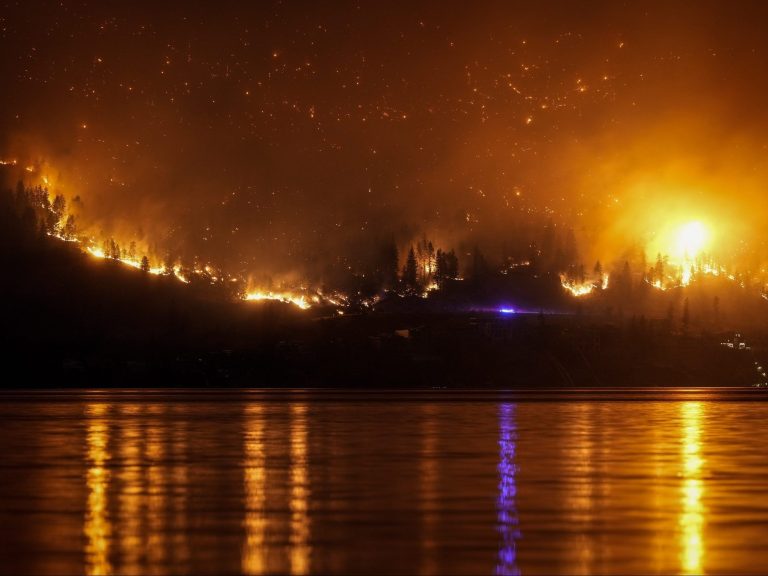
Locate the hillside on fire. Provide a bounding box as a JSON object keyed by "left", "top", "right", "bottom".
{"left": 0, "top": 179, "right": 763, "bottom": 388}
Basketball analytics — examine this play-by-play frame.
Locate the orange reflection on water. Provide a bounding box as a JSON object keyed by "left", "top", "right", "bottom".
{"left": 242, "top": 405, "right": 267, "bottom": 575}
{"left": 564, "top": 404, "right": 595, "bottom": 574}
{"left": 118, "top": 404, "right": 144, "bottom": 575}
{"left": 146, "top": 406, "right": 167, "bottom": 570}
{"left": 170, "top": 421, "right": 190, "bottom": 569}
{"left": 290, "top": 404, "right": 311, "bottom": 575}
{"left": 85, "top": 403, "right": 189, "bottom": 575}
{"left": 85, "top": 403, "right": 112, "bottom": 576}
{"left": 419, "top": 404, "right": 438, "bottom": 575}
{"left": 680, "top": 401, "right": 705, "bottom": 574}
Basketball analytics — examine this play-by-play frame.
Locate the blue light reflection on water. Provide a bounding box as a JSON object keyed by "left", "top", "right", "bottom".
{"left": 496, "top": 403, "right": 521, "bottom": 576}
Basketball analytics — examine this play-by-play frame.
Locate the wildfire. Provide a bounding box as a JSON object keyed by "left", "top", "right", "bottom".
{"left": 172, "top": 265, "right": 190, "bottom": 283}
{"left": 674, "top": 221, "right": 708, "bottom": 260}
{"left": 647, "top": 260, "right": 738, "bottom": 292}
{"left": 672, "top": 221, "right": 709, "bottom": 286}
{"left": 643, "top": 221, "right": 746, "bottom": 290}
{"left": 244, "top": 291, "right": 311, "bottom": 310}
{"left": 646, "top": 220, "right": 715, "bottom": 288}
{"left": 315, "top": 289, "right": 352, "bottom": 308}
{"left": 421, "top": 281, "right": 440, "bottom": 298}
{"left": 86, "top": 246, "right": 106, "bottom": 259}
{"left": 560, "top": 273, "right": 609, "bottom": 297}
{"left": 85, "top": 244, "right": 170, "bottom": 277}
{"left": 41, "top": 185, "right": 316, "bottom": 308}
{"left": 15, "top": 159, "right": 346, "bottom": 312}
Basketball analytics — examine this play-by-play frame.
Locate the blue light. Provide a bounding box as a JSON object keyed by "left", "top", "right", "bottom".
{"left": 496, "top": 403, "right": 521, "bottom": 576}
{"left": 499, "top": 307, "right": 516, "bottom": 314}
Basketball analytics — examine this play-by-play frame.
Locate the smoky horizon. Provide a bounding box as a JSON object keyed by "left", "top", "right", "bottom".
{"left": 2, "top": 0, "right": 768, "bottom": 284}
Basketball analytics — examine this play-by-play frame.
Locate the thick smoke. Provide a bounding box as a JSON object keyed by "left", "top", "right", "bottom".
{"left": 2, "top": 1, "right": 768, "bottom": 281}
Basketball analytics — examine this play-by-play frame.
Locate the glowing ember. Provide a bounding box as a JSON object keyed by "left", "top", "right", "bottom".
{"left": 421, "top": 281, "right": 440, "bottom": 298}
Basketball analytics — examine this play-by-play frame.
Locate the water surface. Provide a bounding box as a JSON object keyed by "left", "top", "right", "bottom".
{"left": 1, "top": 389, "right": 767, "bottom": 575}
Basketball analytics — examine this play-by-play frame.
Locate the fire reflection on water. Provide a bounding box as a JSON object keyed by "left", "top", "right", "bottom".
{"left": 84, "top": 402, "right": 191, "bottom": 575}
{"left": 680, "top": 402, "right": 705, "bottom": 574}
{"left": 146, "top": 405, "right": 167, "bottom": 570}
{"left": 242, "top": 403, "right": 311, "bottom": 575}
{"left": 118, "top": 404, "right": 144, "bottom": 575}
{"left": 290, "top": 404, "right": 311, "bottom": 575}
{"left": 420, "top": 404, "right": 438, "bottom": 575}
{"left": 66, "top": 396, "right": 736, "bottom": 576}
{"left": 84, "top": 403, "right": 112, "bottom": 576}
{"left": 569, "top": 403, "right": 595, "bottom": 573}
{"left": 170, "top": 420, "right": 190, "bottom": 570}
{"left": 242, "top": 405, "right": 267, "bottom": 575}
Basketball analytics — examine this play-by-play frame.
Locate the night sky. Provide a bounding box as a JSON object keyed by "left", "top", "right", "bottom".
{"left": 3, "top": 0, "right": 768, "bottom": 277}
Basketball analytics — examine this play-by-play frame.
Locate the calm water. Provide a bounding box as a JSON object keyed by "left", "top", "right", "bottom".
{"left": 1, "top": 389, "right": 768, "bottom": 575}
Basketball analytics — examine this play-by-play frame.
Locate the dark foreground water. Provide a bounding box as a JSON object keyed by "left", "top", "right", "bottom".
{"left": 2, "top": 389, "right": 768, "bottom": 575}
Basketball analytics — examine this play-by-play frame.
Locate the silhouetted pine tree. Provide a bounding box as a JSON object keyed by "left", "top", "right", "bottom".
{"left": 435, "top": 249, "right": 447, "bottom": 286}
{"left": 377, "top": 240, "right": 399, "bottom": 290}
{"left": 402, "top": 246, "right": 418, "bottom": 292}
{"left": 445, "top": 249, "right": 459, "bottom": 279}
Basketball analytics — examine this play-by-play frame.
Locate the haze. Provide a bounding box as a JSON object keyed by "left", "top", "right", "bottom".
{"left": 2, "top": 0, "right": 768, "bottom": 279}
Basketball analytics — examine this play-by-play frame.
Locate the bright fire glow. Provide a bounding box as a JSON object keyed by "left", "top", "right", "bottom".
{"left": 21, "top": 159, "right": 341, "bottom": 312}
{"left": 245, "top": 291, "right": 311, "bottom": 310}
{"left": 86, "top": 245, "right": 168, "bottom": 276}
{"left": 561, "top": 277, "right": 595, "bottom": 297}
{"left": 644, "top": 219, "right": 722, "bottom": 289}
{"left": 84, "top": 405, "right": 112, "bottom": 576}
{"left": 674, "top": 221, "right": 709, "bottom": 260}
{"left": 680, "top": 402, "right": 704, "bottom": 574}
{"left": 560, "top": 273, "right": 609, "bottom": 297}
{"left": 87, "top": 246, "right": 106, "bottom": 259}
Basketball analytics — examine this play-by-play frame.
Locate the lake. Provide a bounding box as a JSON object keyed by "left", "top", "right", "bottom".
{"left": 1, "top": 388, "right": 767, "bottom": 575}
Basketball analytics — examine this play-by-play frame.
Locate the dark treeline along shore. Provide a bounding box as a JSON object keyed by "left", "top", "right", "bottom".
{"left": 1, "top": 181, "right": 765, "bottom": 388}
